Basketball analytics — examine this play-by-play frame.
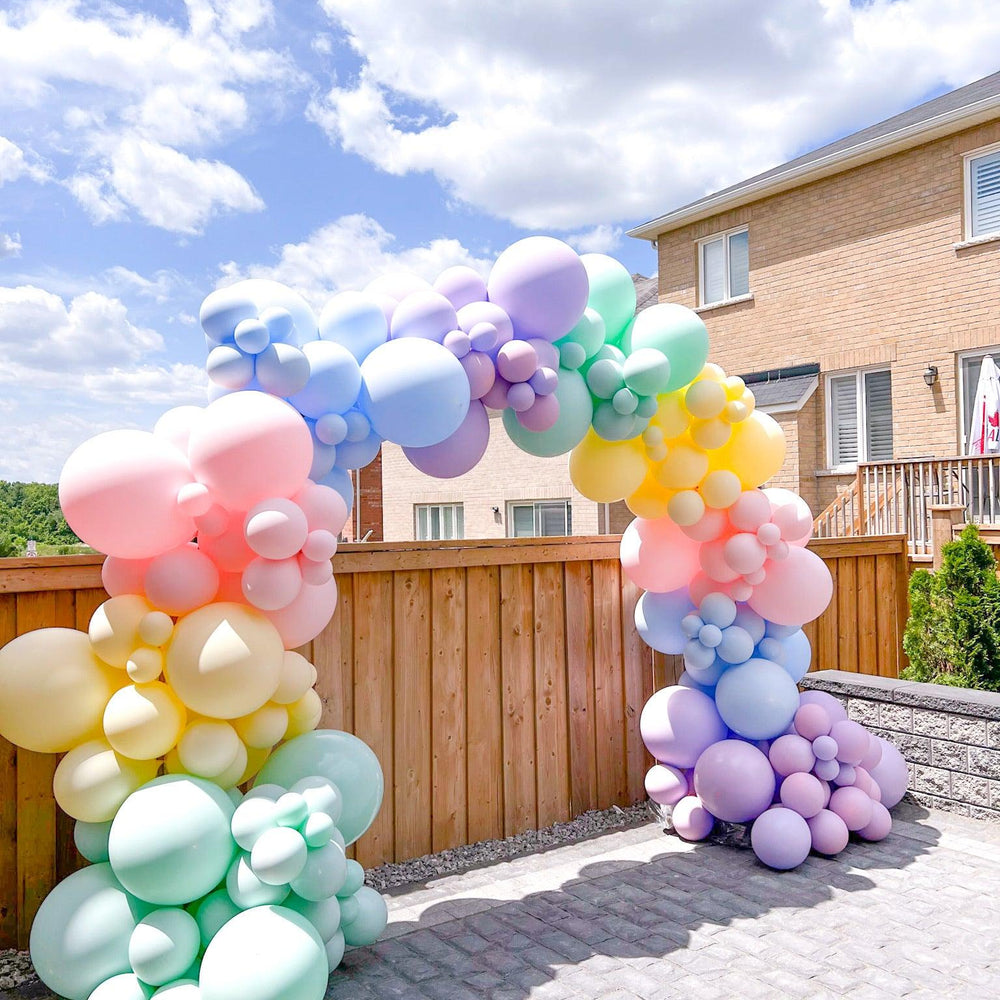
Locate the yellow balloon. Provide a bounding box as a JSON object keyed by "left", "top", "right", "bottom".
{"left": 206, "top": 740, "right": 249, "bottom": 789}
{"left": 685, "top": 379, "right": 727, "bottom": 420}
{"left": 177, "top": 719, "right": 242, "bottom": 778}
{"left": 625, "top": 473, "right": 673, "bottom": 519}
{"left": 126, "top": 647, "right": 163, "bottom": 684}
{"left": 723, "top": 400, "right": 749, "bottom": 423}
{"left": 271, "top": 651, "right": 318, "bottom": 706}
{"left": 740, "top": 387, "right": 757, "bottom": 416}
{"left": 165, "top": 603, "right": 283, "bottom": 719}
{"left": 139, "top": 611, "right": 174, "bottom": 648}
{"left": 89, "top": 595, "right": 153, "bottom": 667}
{"left": 655, "top": 441, "right": 708, "bottom": 489}
{"left": 690, "top": 418, "right": 732, "bottom": 451}
{"left": 103, "top": 682, "right": 186, "bottom": 760}
{"left": 569, "top": 430, "right": 646, "bottom": 503}
{"left": 668, "top": 490, "right": 706, "bottom": 526}
{"left": 53, "top": 739, "right": 157, "bottom": 822}
{"left": 697, "top": 362, "right": 726, "bottom": 382}
{"left": 239, "top": 744, "right": 273, "bottom": 785}
{"left": 234, "top": 703, "right": 289, "bottom": 750}
{"left": 701, "top": 469, "right": 742, "bottom": 509}
{"left": 0, "top": 628, "right": 122, "bottom": 753}
{"left": 724, "top": 375, "right": 746, "bottom": 400}
{"left": 653, "top": 391, "right": 690, "bottom": 438}
{"left": 285, "top": 689, "right": 323, "bottom": 739}
{"left": 713, "top": 411, "right": 786, "bottom": 487}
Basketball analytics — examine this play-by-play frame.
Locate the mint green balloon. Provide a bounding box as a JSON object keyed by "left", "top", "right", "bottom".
{"left": 283, "top": 893, "right": 341, "bottom": 941}
{"left": 289, "top": 841, "right": 347, "bottom": 901}
{"left": 558, "top": 341, "right": 586, "bottom": 370}
{"left": 593, "top": 401, "right": 640, "bottom": 441}
{"left": 581, "top": 254, "right": 636, "bottom": 343}
{"left": 30, "top": 863, "right": 152, "bottom": 1000}
{"left": 629, "top": 303, "right": 709, "bottom": 391}
{"left": 151, "top": 980, "right": 200, "bottom": 999}
{"left": 194, "top": 889, "right": 240, "bottom": 948}
{"left": 340, "top": 886, "right": 388, "bottom": 947}
{"left": 591, "top": 343, "right": 626, "bottom": 365}
{"left": 109, "top": 776, "right": 236, "bottom": 906}
{"left": 623, "top": 347, "right": 672, "bottom": 396}
{"left": 128, "top": 908, "right": 200, "bottom": 987}
{"left": 337, "top": 859, "right": 365, "bottom": 899}
{"left": 613, "top": 387, "right": 639, "bottom": 415}
{"left": 585, "top": 358, "right": 624, "bottom": 400}
{"left": 502, "top": 367, "right": 593, "bottom": 457}
{"left": 226, "top": 854, "right": 289, "bottom": 909}
{"left": 199, "top": 905, "right": 328, "bottom": 1000}
{"left": 558, "top": 306, "right": 605, "bottom": 359}
{"left": 255, "top": 731, "right": 383, "bottom": 847}
{"left": 75, "top": 819, "right": 113, "bottom": 863}
{"left": 324, "top": 930, "right": 346, "bottom": 970}
{"left": 88, "top": 972, "right": 154, "bottom": 999}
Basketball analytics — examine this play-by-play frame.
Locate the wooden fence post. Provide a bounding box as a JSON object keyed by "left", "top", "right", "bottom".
{"left": 928, "top": 505, "right": 966, "bottom": 569}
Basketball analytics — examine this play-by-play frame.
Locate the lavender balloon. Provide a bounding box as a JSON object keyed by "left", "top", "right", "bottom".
{"left": 671, "top": 795, "right": 714, "bottom": 841}
{"left": 868, "top": 738, "right": 908, "bottom": 808}
{"left": 808, "top": 808, "right": 849, "bottom": 855}
{"left": 390, "top": 290, "right": 458, "bottom": 343}
{"left": 433, "top": 266, "right": 488, "bottom": 310}
{"left": 639, "top": 686, "right": 727, "bottom": 770}
{"left": 693, "top": 740, "right": 775, "bottom": 823}
{"left": 402, "top": 401, "right": 490, "bottom": 479}
{"left": 751, "top": 807, "right": 812, "bottom": 870}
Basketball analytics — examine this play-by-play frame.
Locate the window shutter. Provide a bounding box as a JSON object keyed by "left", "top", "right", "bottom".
{"left": 864, "top": 370, "right": 893, "bottom": 461}
{"left": 830, "top": 375, "right": 859, "bottom": 465}
{"left": 728, "top": 230, "right": 749, "bottom": 297}
{"left": 701, "top": 238, "right": 725, "bottom": 304}
{"left": 971, "top": 151, "right": 1000, "bottom": 238}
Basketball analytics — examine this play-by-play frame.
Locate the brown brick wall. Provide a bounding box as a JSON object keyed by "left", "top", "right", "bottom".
{"left": 655, "top": 120, "right": 1000, "bottom": 513}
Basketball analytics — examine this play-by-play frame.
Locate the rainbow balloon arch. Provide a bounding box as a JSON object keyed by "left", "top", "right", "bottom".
{"left": 0, "top": 237, "right": 908, "bottom": 1000}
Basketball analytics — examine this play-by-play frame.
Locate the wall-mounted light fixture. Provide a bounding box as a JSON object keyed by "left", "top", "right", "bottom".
{"left": 923, "top": 364, "right": 938, "bottom": 387}
{"left": 491, "top": 505, "right": 500, "bottom": 514}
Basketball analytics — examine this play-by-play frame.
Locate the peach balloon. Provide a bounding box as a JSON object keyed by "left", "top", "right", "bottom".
{"left": 197, "top": 517, "right": 256, "bottom": 573}
{"left": 620, "top": 517, "right": 702, "bottom": 594}
{"left": 89, "top": 596, "right": 154, "bottom": 668}
{"left": 53, "top": 740, "right": 158, "bottom": 822}
{"left": 101, "top": 556, "right": 150, "bottom": 598}
{"left": 103, "top": 682, "right": 186, "bottom": 760}
{"left": 713, "top": 412, "right": 786, "bottom": 488}
{"left": 748, "top": 546, "right": 834, "bottom": 626}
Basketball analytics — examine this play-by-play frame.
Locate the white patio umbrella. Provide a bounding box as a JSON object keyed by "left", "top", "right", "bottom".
{"left": 970, "top": 355, "right": 1000, "bottom": 454}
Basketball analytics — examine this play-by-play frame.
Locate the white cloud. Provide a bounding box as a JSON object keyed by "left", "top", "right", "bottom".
{"left": 566, "top": 225, "right": 622, "bottom": 254}
{"left": 218, "top": 213, "right": 492, "bottom": 308}
{"left": 312, "top": 0, "right": 1000, "bottom": 229}
{"left": 0, "top": 136, "right": 47, "bottom": 185}
{"left": 0, "top": 232, "right": 21, "bottom": 257}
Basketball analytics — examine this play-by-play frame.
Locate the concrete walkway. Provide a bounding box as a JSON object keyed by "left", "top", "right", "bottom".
{"left": 331, "top": 801, "right": 1000, "bottom": 1000}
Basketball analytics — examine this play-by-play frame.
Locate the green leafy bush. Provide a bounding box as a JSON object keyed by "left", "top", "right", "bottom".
{"left": 903, "top": 524, "right": 1000, "bottom": 690}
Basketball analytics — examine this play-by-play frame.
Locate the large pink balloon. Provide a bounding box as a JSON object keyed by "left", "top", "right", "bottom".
{"left": 263, "top": 577, "right": 338, "bottom": 649}
{"left": 101, "top": 556, "right": 150, "bottom": 597}
{"left": 403, "top": 400, "right": 490, "bottom": 478}
{"left": 293, "top": 482, "right": 349, "bottom": 537}
{"left": 197, "top": 514, "right": 255, "bottom": 573}
{"left": 60, "top": 430, "right": 196, "bottom": 559}
{"left": 144, "top": 543, "right": 220, "bottom": 615}
{"left": 747, "top": 546, "right": 833, "bottom": 626}
{"left": 620, "top": 517, "right": 702, "bottom": 593}
{"left": 188, "top": 392, "right": 313, "bottom": 511}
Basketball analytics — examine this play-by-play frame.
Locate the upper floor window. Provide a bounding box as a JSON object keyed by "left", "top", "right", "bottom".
{"left": 827, "top": 368, "right": 893, "bottom": 469}
{"left": 507, "top": 500, "right": 571, "bottom": 537}
{"left": 965, "top": 144, "right": 1000, "bottom": 240}
{"left": 698, "top": 227, "right": 749, "bottom": 306}
{"left": 415, "top": 503, "right": 464, "bottom": 540}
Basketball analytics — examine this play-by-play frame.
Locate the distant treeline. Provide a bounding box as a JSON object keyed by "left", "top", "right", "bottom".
{"left": 0, "top": 481, "right": 84, "bottom": 556}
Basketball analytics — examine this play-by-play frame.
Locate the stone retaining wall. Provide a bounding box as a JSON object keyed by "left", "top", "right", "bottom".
{"left": 800, "top": 670, "right": 1000, "bottom": 821}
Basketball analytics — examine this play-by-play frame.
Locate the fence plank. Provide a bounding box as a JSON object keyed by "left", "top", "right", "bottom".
{"left": 465, "top": 565, "right": 503, "bottom": 844}
{"left": 837, "top": 557, "right": 858, "bottom": 675}
{"left": 533, "top": 562, "right": 570, "bottom": 829}
{"left": 431, "top": 567, "right": 467, "bottom": 852}
{"left": 620, "top": 574, "right": 649, "bottom": 804}
{"left": 565, "top": 561, "right": 597, "bottom": 816}
{"left": 856, "top": 555, "right": 878, "bottom": 675}
{"left": 876, "top": 554, "right": 901, "bottom": 678}
{"left": 593, "top": 561, "right": 627, "bottom": 807}
{"left": 0, "top": 594, "right": 17, "bottom": 948}
{"left": 817, "top": 559, "right": 839, "bottom": 671}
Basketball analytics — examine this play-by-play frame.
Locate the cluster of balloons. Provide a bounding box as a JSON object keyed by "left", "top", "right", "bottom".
{"left": 29, "top": 731, "right": 387, "bottom": 1000}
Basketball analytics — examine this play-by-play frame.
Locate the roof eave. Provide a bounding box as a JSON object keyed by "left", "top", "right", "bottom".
{"left": 627, "top": 95, "right": 1000, "bottom": 242}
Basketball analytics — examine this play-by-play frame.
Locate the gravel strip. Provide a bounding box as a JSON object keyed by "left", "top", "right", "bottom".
{"left": 0, "top": 949, "right": 37, "bottom": 992}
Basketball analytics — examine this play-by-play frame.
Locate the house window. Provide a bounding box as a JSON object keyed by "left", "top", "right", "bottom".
{"left": 507, "top": 501, "right": 572, "bottom": 537}
{"left": 699, "top": 227, "right": 749, "bottom": 306}
{"left": 415, "top": 503, "right": 464, "bottom": 540}
{"left": 959, "top": 349, "right": 1000, "bottom": 452}
{"left": 827, "top": 369, "right": 893, "bottom": 468}
{"left": 966, "top": 144, "right": 1000, "bottom": 240}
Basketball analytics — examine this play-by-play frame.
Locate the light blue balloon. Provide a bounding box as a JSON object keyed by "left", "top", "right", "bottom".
{"left": 684, "top": 653, "right": 728, "bottom": 687}
{"left": 334, "top": 429, "right": 382, "bottom": 470}
{"left": 288, "top": 341, "right": 362, "bottom": 419}
{"left": 75, "top": 819, "right": 113, "bottom": 863}
{"left": 128, "top": 908, "right": 201, "bottom": 987}
{"left": 634, "top": 588, "right": 695, "bottom": 655}
{"left": 88, "top": 972, "right": 154, "bottom": 999}
{"left": 502, "top": 368, "right": 593, "bottom": 457}
{"left": 198, "top": 905, "right": 328, "bottom": 1000}
{"left": 319, "top": 291, "right": 389, "bottom": 362}
{"left": 340, "top": 886, "right": 387, "bottom": 947}
{"left": 206, "top": 345, "right": 254, "bottom": 390}
{"left": 677, "top": 670, "right": 715, "bottom": 697}
{"left": 255, "top": 343, "right": 310, "bottom": 398}
{"left": 700, "top": 592, "right": 737, "bottom": 628}
{"left": 359, "top": 339, "right": 469, "bottom": 448}
{"left": 201, "top": 280, "right": 316, "bottom": 347}
{"left": 317, "top": 466, "right": 354, "bottom": 515}
{"left": 764, "top": 620, "right": 799, "bottom": 640}
{"left": 200, "top": 287, "right": 256, "bottom": 345}
{"left": 734, "top": 605, "right": 766, "bottom": 644}
{"left": 30, "top": 863, "right": 151, "bottom": 1000}
{"left": 715, "top": 658, "right": 800, "bottom": 741}
{"left": 775, "top": 629, "right": 812, "bottom": 683}
{"left": 234, "top": 318, "right": 270, "bottom": 355}
{"left": 255, "top": 731, "right": 383, "bottom": 847}
{"left": 716, "top": 625, "right": 754, "bottom": 665}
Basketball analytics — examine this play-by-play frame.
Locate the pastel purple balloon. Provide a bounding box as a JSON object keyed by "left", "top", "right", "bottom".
{"left": 458, "top": 302, "right": 513, "bottom": 351}
{"left": 529, "top": 366, "right": 559, "bottom": 396}
{"left": 852, "top": 766, "right": 879, "bottom": 801}
{"left": 833, "top": 763, "right": 857, "bottom": 787}
{"left": 506, "top": 382, "right": 535, "bottom": 412}
{"left": 793, "top": 703, "right": 831, "bottom": 741}
{"left": 857, "top": 800, "right": 892, "bottom": 841}
{"left": 868, "top": 737, "right": 908, "bottom": 808}
{"left": 693, "top": 740, "right": 775, "bottom": 823}
{"left": 487, "top": 237, "right": 588, "bottom": 342}
{"left": 829, "top": 785, "right": 873, "bottom": 831}
{"left": 468, "top": 322, "right": 499, "bottom": 352}
{"left": 433, "top": 265, "right": 488, "bottom": 310}
{"left": 768, "top": 734, "right": 816, "bottom": 777}
{"left": 390, "top": 290, "right": 458, "bottom": 343}
{"left": 671, "top": 795, "right": 714, "bottom": 841}
{"left": 812, "top": 735, "right": 838, "bottom": 761}
{"left": 443, "top": 329, "right": 471, "bottom": 358}
{"left": 460, "top": 351, "right": 496, "bottom": 400}
{"left": 830, "top": 720, "right": 869, "bottom": 766}
{"left": 813, "top": 757, "right": 840, "bottom": 781}
{"left": 645, "top": 763, "right": 688, "bottom": 806}
{"left": 808, "top": 808, "right": 849, "bottom": 855}
{"left": 497, "top": 341, "right": 539, "bottom": 383}
{"left": 751, "top": 807, "right": 812, "bottom": 870}
{"left": 526, "top": 338, "right": 561, "bottom": 370}
{"left": 639, "top": 686, "right": 727, "bottom": 770}
{"left": 402, "top": 400, "right": 490, "bottom": 479}
{"left": 798, "top": 690, "right": 848, "bottom": 724}
{"left": 517, "top": 392, "right": 559, "bottom": 432}
{"left": 779, "top": 772, "right": 826, "bottom": 819}
{"left": 859, "top": 735, "right": 883, "bottom": 771}
{"left": 481, "top": 375, "right": 511, "bottom": 410}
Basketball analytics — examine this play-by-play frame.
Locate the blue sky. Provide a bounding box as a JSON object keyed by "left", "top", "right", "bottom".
{"left": 2, "top": 0, "right": 999, "bottom": 481}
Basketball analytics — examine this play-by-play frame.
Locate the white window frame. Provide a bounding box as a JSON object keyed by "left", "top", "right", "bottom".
{"left": 414, "top": 503, "right": 464, "bottom": 541}
{"left": 506, "top": 500, "right": 572, "bottom": 538}
{"left": 957, "top": 347, "right": 1000, "bottom": 453}
{"left": 697, "top": 225, "right": 749, "bottom": 307}
{"left": 824, "top": 367, "right": 893, "bottom": 472}
{"left": 964, "top": 140, "right": 1000, "bottom": 241}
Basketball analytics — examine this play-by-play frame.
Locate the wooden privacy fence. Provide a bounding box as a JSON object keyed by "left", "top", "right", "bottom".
{"left": 0, "top": 532, "right": 909, "bottom": 947}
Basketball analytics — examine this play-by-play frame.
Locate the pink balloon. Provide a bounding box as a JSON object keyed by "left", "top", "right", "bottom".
{"left": 496, "top": 341, "right": 538, "bottom": 383}
{"left": 793, "top": 703, "right": 831, "bottom": 741}
{"left": 102, "top": 556, "right": 150, "bottom": 597}
{"left": 302, "top": 529, "right": 337, "bottom": 563}
{"left": 154, "top": 406, "right": 205, "bottom": 455}
{"left": 198, "top": 516, "right": 255, "bottom": 573}
{"left": 518, "top": 392, "right": 560, "bottom": 432}
{"left": 299, "top": 553, "right": 334, "bottom": 586}
{"left": 195, "top": 504, "right": 230, "bottom": 537}
{"left": 829, "top": 785, "right": 873, "bottom": 831}
{"left": 264, "top": 577, "right": 339, "bottom": 649}
{"left": 460, "top": 351, "right": 496, "bottom": 400}
{"left": 242, "top": 556, "right": 303, "bottom": 611}
{"left": 830, "top": 719, "right": 869, "bottom": 766}
{"left": 679, "top": 509, "right": 729, "bottom": 542}
{"left": 403, "top": 400, "right": 490, "bottom": 479}
{"left": 780, "top": 772, "right": 826, "bottom": 818}
{"left": 621, "top": 517, "right": 702, "bottom": 593}
{"left": 768, "top": 734, "right": 816, "bottom": 777}
{"left": 245, "top": 498, "right": 309, "bottom": 560}
{"left": 645, "top": 763, "right": 688, "bottom": 806}
{"left": 671, "top": 795, "right": 714, "bottom": 841}
{"left": 526, "top": 339, "right": 560, "bottom": 371}
{"left": 639, "top": 686, "right": 727, "bottom": 769}
{"left": 764, "top": 488, "right": 813, "bottom": 546}
{"left": 60, "top": 430, "right": 196, "bottom": 559}
{"left": 859, "top": 734, "right": 883, "bottom": 771}
{"left": 145, "top": 544, "right": 220, "bottom": 616}
{"left": 216, "top": 571, "right": 245, "bottom": 603}
{"left": 858, "top": 801, "right": 892, "bottom": 841}
{"left": 699, "top": 540, "right": 741, "bottom": 583}
{"left": 747, "top": 546, "right": 833, "bottom": 626}
{"left": 481, "top": 375, "right": 511, "bottom": 410}
{"left": 188, "top": 392, "right": 313, "bottom": 511}
{"left": 868, "top": 737, "right": 908, "bottom": 808}
{"left": 798, "top": 690, "right": 848, "bottom": 724}
{"left": 728, "top": 490, "right": 771, "bottom": 532}
{"left": 723, "top": 533, "right": 767, "bottom": 575}
{"left": 808, "top": 808, "right": 849, "bottom": 855}
{"left": 293, "top": 482, "right": 349, "bottom": 537}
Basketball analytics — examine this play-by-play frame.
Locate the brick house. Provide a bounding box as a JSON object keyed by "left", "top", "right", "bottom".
{"left": 628, "top": 71, "right": 1000, "bottom": 556}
